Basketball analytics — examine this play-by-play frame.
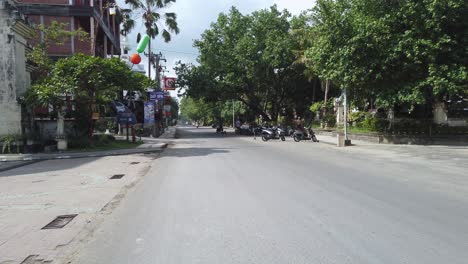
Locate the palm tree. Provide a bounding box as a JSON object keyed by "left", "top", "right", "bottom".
{"left": 119, "top": 9, "right": 136, "bottom": 37}
{"left": 118, "top": 8, "right": 135, "bottom": 54}
{"left": 124, "top": 0, "right": 180, "bottom": 79}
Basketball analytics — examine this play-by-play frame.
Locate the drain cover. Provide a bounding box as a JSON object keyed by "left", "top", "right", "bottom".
{"left": 130, "top": 162, "right": 140, "bottom": 165}
{"left": 42, "top": 214, "right": 77, "bottom": 229}
{"left": 110, "top": 174, "right": 125, "bottom": 179}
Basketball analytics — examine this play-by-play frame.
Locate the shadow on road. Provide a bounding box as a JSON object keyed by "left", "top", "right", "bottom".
{"left": 0, "top": 157, "right": 104, "bottom": 177}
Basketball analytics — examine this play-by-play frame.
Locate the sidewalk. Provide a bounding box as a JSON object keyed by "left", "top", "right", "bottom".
{"left": 0, "top": 155, "right": 155, "bottom": 264}
{"left": 315, "top": 133, "right": 468, "bottom": 174}
{"left": 0, "top": 127, "right": 177, "bottom": 264}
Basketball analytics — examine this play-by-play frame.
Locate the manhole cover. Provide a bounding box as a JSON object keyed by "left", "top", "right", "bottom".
{"left": 130, "top": 162, "right": 140, "bottom": 165}
{"left": 42, "top": 214, "right": 77, "bottom": 229}
{"left": 110, "top": 174, "right": 125, "bottom": 179}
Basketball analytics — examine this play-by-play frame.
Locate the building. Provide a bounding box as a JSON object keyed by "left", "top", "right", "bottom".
{"left": 0, "top": 0, "right": 34, "bottom": 137}
{"left": 17, "top": 0, "right": 121, "bottom": 58}
{"left": 0, "top": 0, "right": 123, "bottom": 141}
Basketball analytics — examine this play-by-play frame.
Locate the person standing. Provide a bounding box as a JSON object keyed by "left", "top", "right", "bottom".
{"left": 235, "top": 119, "right": 241, "bottom": 134}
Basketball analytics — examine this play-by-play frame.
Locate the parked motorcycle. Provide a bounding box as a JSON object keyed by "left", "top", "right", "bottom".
{"left": 261, "top": 127, "right": 286, "bottom": 141}
{"left": 293, "top": 128, "right": 319, "bottom": 142}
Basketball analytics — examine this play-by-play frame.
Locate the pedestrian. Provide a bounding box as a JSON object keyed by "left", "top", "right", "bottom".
{"left": 235, "top": 119, "right": 241, "bottom": 134}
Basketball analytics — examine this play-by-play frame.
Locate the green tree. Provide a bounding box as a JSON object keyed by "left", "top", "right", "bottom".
{"left": 179, "top": 96, "right": 213, "bottom": 125}
{"left": 306, "top": 0, "right": 468, "bottom": 112}
{"left": 177, "top": 6, "right": 316, "bottom": 123}
{"left": 26, "top": 54, "right": 148, "bottom": 137}
{"left": 125, "top": 0, "right": 179, "bottom": 42}
{"left": 124, "top": 0, "right": 179, "bottom": 81}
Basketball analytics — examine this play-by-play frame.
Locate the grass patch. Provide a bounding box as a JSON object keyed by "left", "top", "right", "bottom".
{"left": 348, "top": 126, "right": 380, "bottom": 134}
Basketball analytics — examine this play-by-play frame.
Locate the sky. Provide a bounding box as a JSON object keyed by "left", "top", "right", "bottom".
{"left": 118, "top": 0, "right": 316, "bottom": 82}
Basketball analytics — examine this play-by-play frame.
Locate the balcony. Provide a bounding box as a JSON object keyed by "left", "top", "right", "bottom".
{"left": 17, "top": 2, "right": 119, "bottom": 53}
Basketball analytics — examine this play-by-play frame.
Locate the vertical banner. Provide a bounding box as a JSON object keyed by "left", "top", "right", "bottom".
{"left": 144, "top": 102, "right": 155, "bottom": 124}
{"left": 163, "top": 77, "right": 177, "bottom": 90}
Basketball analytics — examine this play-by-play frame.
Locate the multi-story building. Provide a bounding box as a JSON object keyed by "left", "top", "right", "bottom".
{"left": 17, "top": 0, "right": 121, "bottom": 58}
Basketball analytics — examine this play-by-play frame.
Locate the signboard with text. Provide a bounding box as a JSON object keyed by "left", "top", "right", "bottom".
{"left": 163, "top": 77, "right": 176, "bottom": 91}
{"left": 156, "top": 91, "right": 164, "bottom": 100}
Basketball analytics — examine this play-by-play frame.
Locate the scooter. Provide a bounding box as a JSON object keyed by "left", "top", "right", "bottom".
{"left": 293, "top": 128, "right": 319, "bottom": 142}
{"left": 261, "top": 127, "right": 286, "bottom": 141}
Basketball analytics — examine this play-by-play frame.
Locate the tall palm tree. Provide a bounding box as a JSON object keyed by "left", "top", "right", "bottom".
{"left": 118, "top": 8, "right": 135, "bottom": 54}
{"left": 119, "top": 8, "right": 136, "bottom": 37}
{"left": 124, "top": 0, "right": 180, "bottom": 79}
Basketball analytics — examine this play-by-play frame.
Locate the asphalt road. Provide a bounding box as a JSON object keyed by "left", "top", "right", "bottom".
{"left": 72, "top": 127, "right": 468, "bottom": 264}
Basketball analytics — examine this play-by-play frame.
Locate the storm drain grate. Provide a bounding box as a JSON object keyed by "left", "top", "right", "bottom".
{"left": 110, "top": 174, "right": 125, "bottom": 179}
{"left": 130, "top": 162, "right": 140, "bottom": 165}
{"left": 42, "top": 214, "right": 77, "bottom": 229}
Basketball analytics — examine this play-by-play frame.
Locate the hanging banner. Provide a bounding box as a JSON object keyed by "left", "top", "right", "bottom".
{"left": 163, "top": 77, "right": 177, "bottom": 90}
{"left": 144, "top": 102, "right": 155, "bottom": 124}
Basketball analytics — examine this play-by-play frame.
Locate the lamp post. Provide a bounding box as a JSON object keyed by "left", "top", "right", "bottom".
{"left": 343, "top": 87, "right": 351, "bottom": 146}
{"left": 343, "top": 87, "right": 348, "bottom": 140}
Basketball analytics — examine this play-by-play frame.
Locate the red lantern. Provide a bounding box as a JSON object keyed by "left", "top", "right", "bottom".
{"left": 130, "top": 53, "right": 141, "bottom": 64}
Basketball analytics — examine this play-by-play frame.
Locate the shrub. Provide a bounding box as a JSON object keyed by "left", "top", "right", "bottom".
{"left": 358, "top": 117, "right": 389, "bottom": 132}
{"left": 349, "top": 111, "right": 369, "bottom": 125}
{"left": 1, "top": 134, "right": 21, "bottom": 154}
{"left": 94, "top": 119, "right": 108, "bottom": 132}
{"left": 92, "top": 134, "right": 116, "bottom": 145}
{"left": 68, "top": 136, "right": 91, "bottom": 149}
{"left": 322, "top": 113, "right": 336, "bottom": 128}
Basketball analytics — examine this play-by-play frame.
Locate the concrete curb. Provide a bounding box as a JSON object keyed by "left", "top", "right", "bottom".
{"left": 0, "top": 127, "right": 178, "bottom": 163}
{"left": 0, "top": 160, "right": 43, "bottom": 173}
{"left": 319, "top": 140, "right": 337, "bottom": 146}
{"left": 0, "top": 144, "right": 166, "bottom": 162}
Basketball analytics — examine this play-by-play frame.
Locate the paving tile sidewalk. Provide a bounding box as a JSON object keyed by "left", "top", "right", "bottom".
{"left": 0, "top": 155, "right": 156, "bottom": 264}
{"left": 0, "top": 127, "right": 177, "bottom": 264}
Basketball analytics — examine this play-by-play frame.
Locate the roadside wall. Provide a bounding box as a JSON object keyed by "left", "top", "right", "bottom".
{"left": 0, "top": 4, "right": 21, "bottom": 136}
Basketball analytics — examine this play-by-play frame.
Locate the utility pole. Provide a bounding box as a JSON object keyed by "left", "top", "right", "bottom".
{"left": 152, "top": 52, "right": 166, "bottom": 135}
{"left": 147, "top": 39, "right": 151, "bottom": 80}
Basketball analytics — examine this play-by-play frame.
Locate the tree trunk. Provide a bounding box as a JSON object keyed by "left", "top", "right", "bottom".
{"left": 238, "top": 97, "right": 271, "bottom": 122}
{"left": 324, "top": 79, "right": 330, "bottom": 107}
{"left": 312, "top": 79, "right": 317, "bottom": 102}
{"left": 433, "top": 100, "right": 448, "bottom": 125}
